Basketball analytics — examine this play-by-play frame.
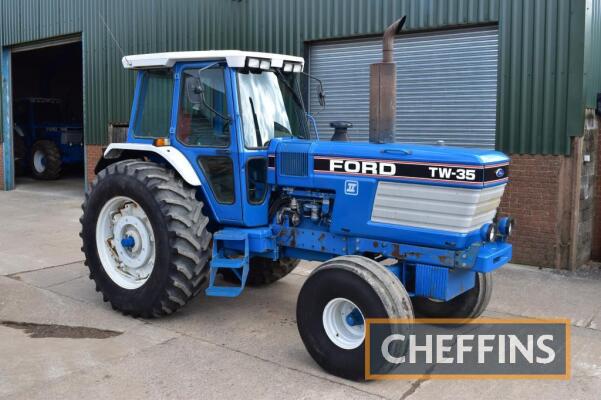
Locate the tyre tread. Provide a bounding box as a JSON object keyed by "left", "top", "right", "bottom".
{"left": 81, "top": 160, "right": 211, "bottom": 318}
{"left": 30, "top": 140, "right": 62, "bottom": 180}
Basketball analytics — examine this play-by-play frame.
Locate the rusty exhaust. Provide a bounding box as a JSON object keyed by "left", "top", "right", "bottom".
{"left": 369, "top": 16, "right": 406, "bottom": 144}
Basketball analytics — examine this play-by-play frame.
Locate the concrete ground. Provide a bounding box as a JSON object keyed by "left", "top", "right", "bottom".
{"left": 1, "top": 179, "right": 601, "bottom": 400}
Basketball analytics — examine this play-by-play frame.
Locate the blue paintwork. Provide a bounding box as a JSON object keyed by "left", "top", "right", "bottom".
{"left": 13, "top": 99, "right": 84, "bottom": 172}
{"left": 206, "top": 230, "right": 251, "bottom": 297}
{"left": 346, "top": 308, "right": 364, "bottom": 326}
{"left": 413, "top": 264, "right": 476, "bottom": 301}
{"left": 471, "top": 241, "right": 513, "bottom": 273}
{"left": 269, "top": 138, "right": 508, "bottom": 189}
{"left": 306, "top": 113, "right": 320, "bottom": 140}
{"left": 480, "top": 223, "right": 494, "bottom": 241}
{"left": 121, "top": 236, "right": 135, "bottom": 249}
{"left": 263, "top": 137, "right": 510, "bottom": 252}
{"left": 118, "top": 59, "right": 514, "bottom": 301}
{"left": 310, "top": 140, "right": 508, "bottom": 167}
{"left": 497, "top": 216, "right": 513, "bottom": 236}
{"left": 1, "top": 47, "right": 14, "bottom": 190}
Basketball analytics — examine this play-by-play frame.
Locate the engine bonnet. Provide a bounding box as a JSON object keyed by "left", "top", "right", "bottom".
{"left": 268, "top": 139, "right": 509, "bottom": 189}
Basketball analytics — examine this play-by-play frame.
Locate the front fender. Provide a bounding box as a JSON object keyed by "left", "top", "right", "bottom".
{"left": 101, "top": 143, "right": 201, "bottom": 186}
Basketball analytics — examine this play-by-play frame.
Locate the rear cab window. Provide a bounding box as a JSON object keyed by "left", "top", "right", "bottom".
{"left": 133, "top": 70, "right": 173, "bottom": 138}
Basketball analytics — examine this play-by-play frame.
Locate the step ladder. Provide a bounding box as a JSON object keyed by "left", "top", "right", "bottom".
{"left": 205, "top": 230, "right": 250, "bottom": 297}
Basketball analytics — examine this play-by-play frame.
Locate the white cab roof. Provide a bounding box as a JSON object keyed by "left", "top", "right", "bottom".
{"left": 122, "top": 50, "right": 304, "bottom": 70}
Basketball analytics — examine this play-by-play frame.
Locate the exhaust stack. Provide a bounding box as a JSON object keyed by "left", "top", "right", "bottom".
{"left": 369, "top": 16, "right": 406, "bottom": 144}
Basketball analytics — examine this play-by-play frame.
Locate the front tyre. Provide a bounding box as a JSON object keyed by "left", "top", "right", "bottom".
{"left": 30, "top": 140, "right": 61, "bottom": 180}
{"left": 80, "top": 160, "right": 211, "bottom": 318}
{"left": 411, "top": 272, "right": 492, "bottom": 319}
{"left": 297, "top": 256, "right": 413, "bottom": 380}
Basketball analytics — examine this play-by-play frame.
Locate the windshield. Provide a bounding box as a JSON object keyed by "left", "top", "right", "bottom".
{"left": 237, "top": 70, "right": 310, "bottom": 148}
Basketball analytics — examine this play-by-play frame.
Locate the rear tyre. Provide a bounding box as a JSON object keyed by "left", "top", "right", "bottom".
{"left": 297, "top": 256, "right": 413, "bottom": 380}
{"left": 221, "top": 257, "right": 299, "bottom": 286}
{"left": 80, "top": 160, "right": 211, "bottom": 318}
{"left": 30, "top": 140, "right": 62, "bottom": 180}
{"left": 411, "top": 272, "right": 492, "bottom": 319}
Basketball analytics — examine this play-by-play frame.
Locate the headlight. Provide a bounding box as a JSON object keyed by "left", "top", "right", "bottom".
{"left": 259, "top": 59, "right": 271, "bottom": 70}
{"left": 283, "top": 63, "right": 294, "bottom": 72}
{"left": 247, "top": 58, "right": 260, "bottom": 69}
{"left": 498, "top": 217, "right": 514, "bottom": 236}
{"left": 480, "top": 223, "right": 497, "bottom": 242}
{"left": 293, "top": 64, "right": 302, "bottom": 73}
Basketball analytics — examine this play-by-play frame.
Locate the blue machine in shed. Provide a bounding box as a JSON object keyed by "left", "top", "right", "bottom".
{"left": 82, "top": 17, "right": 513, "bottom": 380}
{"left": 13, "top": 97, "right": 83, "bottom": 179}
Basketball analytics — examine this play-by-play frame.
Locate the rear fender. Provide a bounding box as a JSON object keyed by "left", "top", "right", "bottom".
{"left": 96, "top": 143, "right": 201, "bottom": 186}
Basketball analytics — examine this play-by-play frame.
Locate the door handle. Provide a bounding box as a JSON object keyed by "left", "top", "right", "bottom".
{"left": 215, "top": 149, "right": 231, "bottom": 155}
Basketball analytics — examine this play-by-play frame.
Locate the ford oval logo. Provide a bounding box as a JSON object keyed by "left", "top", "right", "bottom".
{"left": 495, "top": 168, "right": 505, "bottom": 178}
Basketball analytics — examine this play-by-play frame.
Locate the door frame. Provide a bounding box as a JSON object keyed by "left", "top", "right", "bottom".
{"left": 169, "top": 61, "right": 245, "bottom": 225}
{"left": 1, "top": 34, "right": 83, "bottom": 191}
{"left": 1, "top": 46, "right": 13, "bottom": 190}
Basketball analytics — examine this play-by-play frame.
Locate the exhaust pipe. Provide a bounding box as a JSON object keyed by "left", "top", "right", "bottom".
{"left": 369, "top": 16, "right": 406, "bottom": 144}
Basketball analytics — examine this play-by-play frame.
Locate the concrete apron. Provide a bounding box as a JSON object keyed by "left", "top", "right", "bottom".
{"left": 0, "top": 179, "right": 600, "bottom": 399}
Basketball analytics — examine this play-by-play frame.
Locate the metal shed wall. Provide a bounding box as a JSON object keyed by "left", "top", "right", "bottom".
{"left": 0, "top": 0, "right": 590, "bottom": 155}
{"left": 308, "top": 26, "right": 500, "bottom": 147}
{"left": 584, "top": 0, "right": 601, "bottom": 107}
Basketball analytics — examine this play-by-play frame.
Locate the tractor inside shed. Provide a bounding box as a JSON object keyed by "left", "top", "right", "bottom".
{"left": 10, "top": 40, "right": 84, "bottom": 189}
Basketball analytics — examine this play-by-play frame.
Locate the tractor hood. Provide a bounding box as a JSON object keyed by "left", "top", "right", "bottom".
{"left": 310, "top": 140, "right": 508, "bottom": 165}
{"left": 266, "top": 138, "right": 510, "bottom": 250}
{"left": 268, "top": 139, "right": 509, "bottom": 189}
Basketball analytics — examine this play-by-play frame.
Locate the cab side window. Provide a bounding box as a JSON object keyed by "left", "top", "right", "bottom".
{"left": 177, "top": 67, "right": 230, "bottom": 147}
{"left": 134, "top": 70, "right": 173, "bottom": 138}
{"left": 246, "top": 158, "right": 268, "bottom": 204}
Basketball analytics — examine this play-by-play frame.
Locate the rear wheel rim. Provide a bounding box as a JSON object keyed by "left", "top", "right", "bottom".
{"left": 33, "top": 150, "right": 46, "bottom": 173}
{"left": 96, "top": 196, "right": 156, "bottom": 289}
{"left": 322, "top": 297, "right": 365, "bottom": 350}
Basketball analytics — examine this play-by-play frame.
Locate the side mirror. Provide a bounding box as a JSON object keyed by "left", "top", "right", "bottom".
{"left": 185, "top": 77, "right": 203, "bottom": 105}
{"left": 301, "top": 71, "right": 326, "bottom": 110}
{"left": 184, "top": 74, "right": 231, "bottom": 122}
{"left": 318, "top": 86, "right": 326, "bottom": 108}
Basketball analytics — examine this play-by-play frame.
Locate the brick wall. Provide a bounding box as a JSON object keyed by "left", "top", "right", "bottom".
{"left": 0, "top": 143, "right": 4, "bottom": 191}
{"left": 498, "top": 155, "right": 566, "bottom": 267}
{"left": 85, "top": 144, "right": 104, "bottom": 187}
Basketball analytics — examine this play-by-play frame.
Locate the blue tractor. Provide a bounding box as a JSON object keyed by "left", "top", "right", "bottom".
{"left": 13, "top": 97, "right": 84, "bottom": 179}
{"left": 81, "top": 19, "right": 513, "bottom": 380}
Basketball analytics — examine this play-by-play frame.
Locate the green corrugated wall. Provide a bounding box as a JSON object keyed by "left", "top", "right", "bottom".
{"left": 0, "top": 0, "right": 597, "bottom": 155}
{"left": 584, "top": 0, "right": 601, "bottom": 107}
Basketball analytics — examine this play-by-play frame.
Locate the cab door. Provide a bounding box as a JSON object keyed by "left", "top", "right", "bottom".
{"left": 170, "top": 62, "right": 244, "bottom": 224}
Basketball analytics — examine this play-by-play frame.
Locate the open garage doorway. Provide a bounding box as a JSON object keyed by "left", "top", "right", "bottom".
{"left": 10, "top": 38, "right": 84, "bottom": 192}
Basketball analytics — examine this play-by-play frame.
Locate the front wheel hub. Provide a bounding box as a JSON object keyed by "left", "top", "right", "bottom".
{"left": 322, "top": 297, "right": 366, "bottom": 350}
{"left": 120, "top": 235, "right": 135, "bottom": 250}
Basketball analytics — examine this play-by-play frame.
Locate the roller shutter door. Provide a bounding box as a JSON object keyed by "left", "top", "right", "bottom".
{"left": 308, "top": 26, "right": 499, "bottom": 148}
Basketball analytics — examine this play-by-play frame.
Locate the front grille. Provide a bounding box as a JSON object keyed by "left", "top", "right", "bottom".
{"left": 279, "top": 152, "right": 309, "bottom": 176}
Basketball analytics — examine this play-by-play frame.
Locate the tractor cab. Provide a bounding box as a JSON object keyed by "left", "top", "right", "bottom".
{"left": 116, "top": 51, "right": 310, "bottom": 226}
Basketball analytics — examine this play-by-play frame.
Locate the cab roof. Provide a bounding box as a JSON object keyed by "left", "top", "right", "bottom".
{"left": 121, "top": 50, "right": 304, "bottom": 70}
